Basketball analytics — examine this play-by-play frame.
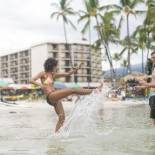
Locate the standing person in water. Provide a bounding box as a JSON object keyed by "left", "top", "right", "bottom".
{"left": 30, "top": 58, "right": 103, "bottom": 132}
{"left": 135, "top": 51, "right": 155, "bottom": 126}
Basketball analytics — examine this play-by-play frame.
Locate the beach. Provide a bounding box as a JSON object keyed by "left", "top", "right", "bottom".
{"left": 0, "top": 99, "right": 155, "bottom": 155}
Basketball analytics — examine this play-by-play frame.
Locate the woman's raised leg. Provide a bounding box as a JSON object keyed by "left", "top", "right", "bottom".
{"left": 48, "top": 88, "right": 93, "bottom": 103}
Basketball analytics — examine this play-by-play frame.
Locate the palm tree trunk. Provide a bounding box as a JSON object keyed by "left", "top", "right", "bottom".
{"left": 142, "top": 48, "right": 144, "bottom": 73}
{"left": 126, "top": 14, "right": 131, "bottom": 73}
{"left": 88, "top": 18, "right": 92, "bottom": 84}
{"left": 95, "top": 16, "right": 115, "bottom": 79}
{"left": 63, "top": 18, "right": 75, "bottom": 82}
{"left": 107, "top": 43, "right": 115, "bottom": 80}
{"left": 146, "top": 32, "right": 150, "bottom": 74}
{"left": 146, "top": 32, "right": 150, "bottom": 60}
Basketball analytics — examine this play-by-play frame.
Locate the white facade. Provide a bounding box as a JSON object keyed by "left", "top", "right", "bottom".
{"left": 31, "top": 44, "right": 48, "bottom": 77}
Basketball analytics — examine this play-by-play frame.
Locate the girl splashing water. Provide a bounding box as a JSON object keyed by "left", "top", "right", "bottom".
{"left": 30, "top": 58, "right": 103, "bottom": 132}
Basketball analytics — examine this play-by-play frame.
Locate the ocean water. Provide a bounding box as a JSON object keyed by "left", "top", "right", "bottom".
{"left": 0, "top": 90, "right": 155, "bottom": 155}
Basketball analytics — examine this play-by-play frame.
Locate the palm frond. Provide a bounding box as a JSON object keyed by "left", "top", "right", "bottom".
{"left": 120, "top": 0, "right": 130, "bottom": 7}
{"left": 78, "top": 14, "right": 89, "bottom": 23}
{"left": 68, "top": 19, "right": 77, "bottom": 30}
{"left": 131, "top": 47, "right": 138, "bottom": 54}
{"left": 84, "top": 0, "right": 90, "bottom": 12}
{"left": 66, "top": 9, "right": 77, "bottom": 15}
{"left": 130, "top": 0, "right": 145, "bottom": 8}
{"left": 99, "top": 4, "right": 122, "bottom": 11}
{"left": 135, "top": 10, "right": 146, "bottom": 15}
{"left": 81, "top": 20, "right": 90, "bottom": 34}
{"left": 110, "top": 39, "right": 121, "bottom": 44}
{"left": 63, "top": 16, "right": 68, "bottom": 24}
{"left": 66, "top": 0, "right": 73, "bottom": 6}
{"left": 119, "top": 47, "right": 127, "bottom": 56}
{"left": 50, "top": 12, "right": 59, "bottom": 19}
{"left": 93, "top": 39, "right": 101, "bottom": 49}
{"left": 60, "top": 0, "right": 66, "bottom": 9}
{"left": 117, "top": 16, "right": 124, "bottom": 31}
{"left": 56, "top": 14, "right": 62, "bottom": 21}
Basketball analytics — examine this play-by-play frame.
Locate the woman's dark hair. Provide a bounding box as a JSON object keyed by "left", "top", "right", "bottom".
{"left": 44, "top": 58, "right": 57, "bottom": 72}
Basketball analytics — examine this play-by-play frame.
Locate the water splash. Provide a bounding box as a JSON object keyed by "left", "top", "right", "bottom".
{"left": 55, "top": 85, "right": 110, "bottom": 138}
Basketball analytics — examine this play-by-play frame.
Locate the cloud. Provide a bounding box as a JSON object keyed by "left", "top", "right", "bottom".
{"left": 0, "top": 0, "right": 87, "bottom": 53}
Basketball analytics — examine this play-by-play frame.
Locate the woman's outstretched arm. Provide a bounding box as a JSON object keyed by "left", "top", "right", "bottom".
{"left": 54, "top": 63, "right": 83, "bottom": 78}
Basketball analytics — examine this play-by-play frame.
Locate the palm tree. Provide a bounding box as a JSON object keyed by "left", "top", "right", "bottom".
{"left": 94, "top": 11, "right": 120, "bottom": 79}
{"left": 79, "top": 0, "right": 117, "bottom": 82}
{"left": 101, "top": 0, "right": 145, "bottom": 73}
{"left": 51, "top": 0, "right": 76, "bottom": 71}
{"left": 133, "top": 25, "right": 147, "bottom": 73}
{"left": 144, "top": 0, "right": 155, "bottom": 58}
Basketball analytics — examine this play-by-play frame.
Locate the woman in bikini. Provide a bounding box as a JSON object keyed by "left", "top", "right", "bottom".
{"left": 30, "top": 58, "right": 103, "bottom": 132}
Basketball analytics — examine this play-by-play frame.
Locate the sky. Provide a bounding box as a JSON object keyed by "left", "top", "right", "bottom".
{"left": 0, "top": 0, "right": 147, "bottom": 70}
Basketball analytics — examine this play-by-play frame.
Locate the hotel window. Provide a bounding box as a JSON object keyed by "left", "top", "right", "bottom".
{"left": 53, "top": 52, "right": 57, "bottom": 58}
{"left": 65, "top": 60, "right": 70, "bottom": 66}
{"left": 65, "top": 44, "right": 69, "bottom": 50}
{"left": 87, "top": 69, "right": 91, "bottom": 74}
{"left": 24, "top": 50, "right": 29, "bottom": 56}
{"left": 87, "top": 61, "right": 91, "bottom": 67}
{"left": 65, "top": 68, "right": 70, "bottom": 72}
{"left": 66, "top": 76, "right": 70, "bottom": 82}
{"left": 75, "top": 76, "right": 78, "bottom": 82}
{"left": 52, "top": 44, "right": 58, "bottom": 50}
{"left": 87, "top": 76, "right": 91, "bottom": 82}
{"left": 65, "top": 52, "right": 70, "bottom": 58}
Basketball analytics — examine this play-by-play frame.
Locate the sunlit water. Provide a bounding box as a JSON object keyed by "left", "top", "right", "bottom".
{"left": 0, "top": 89, "right": 155, "bottom": 155}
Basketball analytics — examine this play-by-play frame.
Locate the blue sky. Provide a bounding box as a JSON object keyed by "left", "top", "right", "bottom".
{"left": 0, "top": 0, "right": 147, "bottom": 69}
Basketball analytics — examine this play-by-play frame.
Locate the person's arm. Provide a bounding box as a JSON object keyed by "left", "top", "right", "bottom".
{"left": 146, "top": 83, "right": 155, "bottom": 88}
{"left": 54, "top": 63, "right": 83, "bottom": 78}
{"left": 29, "top": 72, "right": 43, "bottom": 87}
{"left": 135, "top": 80, "right": 155, "bottom": 90}
{"left": 54, "top": 68, "right": 78, "bottom": 78}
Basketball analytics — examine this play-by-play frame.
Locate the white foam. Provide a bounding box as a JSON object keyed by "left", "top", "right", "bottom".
{"left": 55, "top": 86, "right": 110, "bottom": 138}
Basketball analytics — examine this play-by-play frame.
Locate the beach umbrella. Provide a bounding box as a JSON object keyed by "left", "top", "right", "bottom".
{"left": 0, "top": 81, "right": 9, "bottom": 87}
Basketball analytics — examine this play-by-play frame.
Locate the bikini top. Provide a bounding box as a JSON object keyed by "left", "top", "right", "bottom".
{"left": 43, "top": 73, "right": 54, "bottom": 86}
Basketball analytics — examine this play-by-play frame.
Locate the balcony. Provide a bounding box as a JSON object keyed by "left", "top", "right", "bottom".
{"left": 10, "top": 70, "right": 18, "bottom": 74}
{"left": 1, "top": 56, "right": 8, "bottom": 61}
{"left": 10, "top": 61, "right": 18, "bottom": 66}
{"left": 20, "top": 59, "right": 29, "bottom": 65}
{"left": 20, "top": 50, "right": 29, "bottom": 57}
{"left": 61, "top": 57, "right": 70, "bottom": 60}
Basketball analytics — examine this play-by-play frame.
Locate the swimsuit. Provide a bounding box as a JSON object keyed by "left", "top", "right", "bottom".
{"left": 43, "top": 74, "right": 55, "bottom": 106}
{"left": 149, "top": 92, "right": 155, "bottom": 119}
{"left": 148, "top": 66, "right": 155, "bottom": 118}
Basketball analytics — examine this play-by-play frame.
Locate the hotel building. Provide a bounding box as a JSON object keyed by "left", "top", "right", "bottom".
{"left": 0, "top": 42, "right": 102, "bottom": 83}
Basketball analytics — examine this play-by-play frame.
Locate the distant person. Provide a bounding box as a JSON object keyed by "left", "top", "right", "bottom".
{"left": 30, "top": 58, "right": 103, "bottom": 132}
{"left": 135, "top": 51, "right": 155, "bottom": 126}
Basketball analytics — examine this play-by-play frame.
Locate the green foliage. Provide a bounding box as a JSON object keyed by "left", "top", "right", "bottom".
{"left": 51, "top": 0, "right": 76, "bottom": 29}
{"left": 146, "top": 58, "right": 153, "bottom": 75}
